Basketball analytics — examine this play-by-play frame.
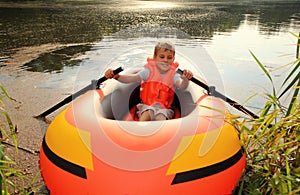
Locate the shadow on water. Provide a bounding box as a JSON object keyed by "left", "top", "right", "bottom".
{"left": 21, "top": 44, "right": 92, "bottom": 73}
{"left": 0, "top": 0, "right": 299, "bottom": 73}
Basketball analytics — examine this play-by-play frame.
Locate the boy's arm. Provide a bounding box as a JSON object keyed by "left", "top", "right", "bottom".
{"left": 175, "top": 69, "right": 193, "bottom": 89}
{"left": 117, "top": 74, "right": 142, "bottom": 83}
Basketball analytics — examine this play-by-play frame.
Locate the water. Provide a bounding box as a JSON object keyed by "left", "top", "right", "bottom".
{"left": 0, "top": 0, "right": 299, "bottom": 112}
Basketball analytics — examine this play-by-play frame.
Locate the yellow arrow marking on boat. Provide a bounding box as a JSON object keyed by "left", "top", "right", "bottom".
{"left": 166, "top": 123, "right": 241, "bottom": 175}
{"left": 45, "top": 108, "right": 94, "bottom": 170}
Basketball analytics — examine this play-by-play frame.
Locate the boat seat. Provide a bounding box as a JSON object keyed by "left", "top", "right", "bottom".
{"left": 123, "top": 105, "right": 181, "bottom": 121}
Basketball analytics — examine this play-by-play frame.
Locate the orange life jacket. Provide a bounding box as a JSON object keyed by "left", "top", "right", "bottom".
{"left": 140, "top": 58, "right": 179, "bottom": 109}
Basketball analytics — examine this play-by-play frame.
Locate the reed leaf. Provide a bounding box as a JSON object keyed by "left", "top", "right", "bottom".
{"left": 290, "top": 32, "right": 300, "bottom": 58}
{"left": 1, "top": 111, "right": 18, "bottom": 153}
{"left": 285, "top": 79, "right": 300, "bottom": 116}
{"left": 278, "top": 64, "right": 300, "bottom": 99}
{"left": 290, "top": 32, "right": 300, "bottom": 39}
{"left": 280, "top": 60, "right": 300, "bottom": 88}
{"left": 259, "top": 100, "right": 272, "bottom": 118}
{"left": 249, "top": 50, "right": 276, "bottom": 96}
{"left": 0, "top": 84, "right": 11, "bottom": 102}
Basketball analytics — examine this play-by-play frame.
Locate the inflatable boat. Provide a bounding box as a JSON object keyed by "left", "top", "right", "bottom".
{"left": 39, "top": 68, "right": 246, "bottom": 195}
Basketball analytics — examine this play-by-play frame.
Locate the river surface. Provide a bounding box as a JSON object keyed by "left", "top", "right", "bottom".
{"left": 0, "top": 0, "right": 299, "bottom": 113}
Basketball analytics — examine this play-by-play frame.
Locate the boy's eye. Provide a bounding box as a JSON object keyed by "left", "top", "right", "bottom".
{"left": 159, "top": 55, "right": 173, "bottom": 60}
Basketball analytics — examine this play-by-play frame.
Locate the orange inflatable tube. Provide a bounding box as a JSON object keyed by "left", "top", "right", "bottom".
{"left": 39, "top": 77, "right": 246, "bottom": 195}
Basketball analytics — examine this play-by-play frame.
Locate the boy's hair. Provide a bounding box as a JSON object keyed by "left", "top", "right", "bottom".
{"left": 154, "top": 40, "right": 175, "bottom": 55}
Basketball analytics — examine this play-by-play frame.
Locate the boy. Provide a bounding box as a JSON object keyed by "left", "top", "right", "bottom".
{"left": 105, "top": 40, "right": 193, "bottom": 121}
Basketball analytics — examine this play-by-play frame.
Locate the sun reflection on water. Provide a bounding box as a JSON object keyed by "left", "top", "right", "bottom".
{"left": 132, "top": 1, "right": 178, "bottom": 9}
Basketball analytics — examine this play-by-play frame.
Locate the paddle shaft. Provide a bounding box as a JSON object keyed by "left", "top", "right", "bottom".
{"left": 36, "top": 67, "right": 123, "bottom": 118}
{"left": 177, "top": 69, "right": 259, "bottom": 119}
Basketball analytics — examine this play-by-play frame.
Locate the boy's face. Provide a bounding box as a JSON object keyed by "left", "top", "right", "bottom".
{"left": 153, "top": 48, "right": 175, "bottom": 73}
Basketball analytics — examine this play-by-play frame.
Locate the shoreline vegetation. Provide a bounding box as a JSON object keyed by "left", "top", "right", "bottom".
{"left": 0, "top": 84, "right": 39, "bottom": 194}
{"left": 233, "top": 32, "right": 300, "bottom": 194}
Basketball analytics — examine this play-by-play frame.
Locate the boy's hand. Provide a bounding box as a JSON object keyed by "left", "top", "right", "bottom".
{"left": 105, "top": 69, "right": 114, "bottom": 79}
{"left": 182, "top": 69, "right": 193, "bottom": 80}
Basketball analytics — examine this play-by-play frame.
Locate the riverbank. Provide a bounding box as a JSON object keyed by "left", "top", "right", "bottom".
{"left": 0, "top": 44, "right": 74, "bottom": 193}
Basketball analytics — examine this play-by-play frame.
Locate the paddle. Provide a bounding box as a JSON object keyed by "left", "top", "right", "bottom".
{"left": 35, "top": 66, "right": 123, "bottom": 118}
{"left": 176, "top": 69, "right": 259, "bottom": 119}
